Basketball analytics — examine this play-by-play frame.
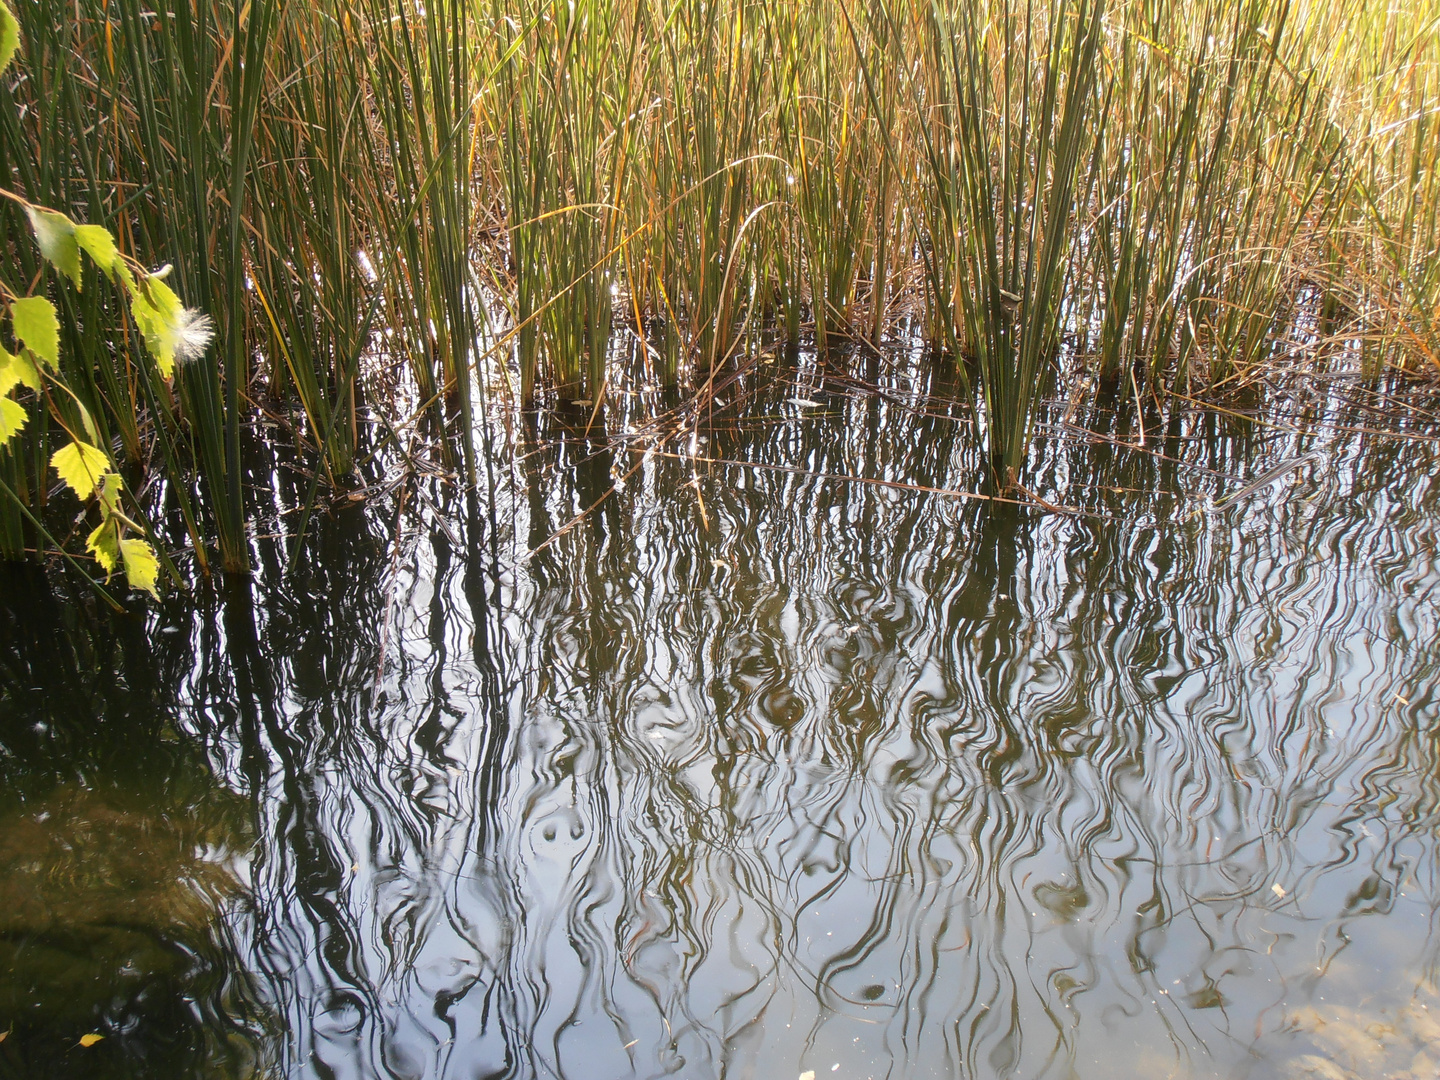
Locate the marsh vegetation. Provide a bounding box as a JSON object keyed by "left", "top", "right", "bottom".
{"left": 0, "top": 0, "right": 1436, "bottom": 582}
{"left": 3, "top": 2, "right": 1440, "bottom": 1077}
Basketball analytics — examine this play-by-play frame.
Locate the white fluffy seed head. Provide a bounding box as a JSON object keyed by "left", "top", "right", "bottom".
{"left": 173, "top": 308, "right": 215, "bottom": 364}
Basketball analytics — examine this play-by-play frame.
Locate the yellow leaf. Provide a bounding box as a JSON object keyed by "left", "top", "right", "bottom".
{"left": 120, "top": 537, "right": 160, "bottom": 600}
{"left": 0, "top": 2, "right": 19, "bottom": 78}
{"left": 74, "top": 224, "right": 121, "bottom": 280}
{"left": 0, "top": 345, "right": 43, "bottom": 394}
{"left": 25, "top": 207, "right": 82, "bottom": 289}
{"left": 128, "top": 276, "right": 212, "bottom": 379}
{"left": 78, "top": 1033, "right": 104, "bottom": 1048}
{"left": 50, "top": 441, "right": 111, "bottom": 500}
{"left": 128, "top": 276, "right": 182, "bottom": 378}
{"left": 9, "top": 296, "right": 60, "bottom": 370}
{"left": 96, "top": 471, "right": 124, "bottom": 517}
{"left": 0, "top": 396, "right": 26, "bottom": 447}
{"left": 72, "top": 398, "right": 100, "bottom": 445}
{"left": 86, "top": 521, "right": 120, "bottom": 576}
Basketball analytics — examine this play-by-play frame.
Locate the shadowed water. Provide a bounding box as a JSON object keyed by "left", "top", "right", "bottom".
{"left": 4, "top": 354, "right": 1440, "bottom": 1080}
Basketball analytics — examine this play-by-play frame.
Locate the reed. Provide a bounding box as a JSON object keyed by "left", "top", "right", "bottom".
{"left": 355, "top": 0, "right": 483, "bottom": 478}
{"left": 770, "top": 0, "right": 875, "bottom": 352}
{"left": 631, "top": 0, "right": 769, "bottom": 379}
{"left": 483, "top": 0, "right": 639, "bottom": 406}
{"left": 961, "top": 0, "right": 1104, "bottom": 482}
{"left": 1, "top": 0, "right": 486, "bottom": 574}
{"left": 3, "top": 0, "right": 1439, "bottom": 586}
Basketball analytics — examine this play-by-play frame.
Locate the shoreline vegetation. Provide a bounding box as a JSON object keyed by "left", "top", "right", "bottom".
{"left": 0, "top": 0, "right": 1436, "bottom": 586}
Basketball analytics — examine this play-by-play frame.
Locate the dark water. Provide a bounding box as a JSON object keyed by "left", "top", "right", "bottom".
{"left": 5, "top": 354, "right": 1440, "bottom": 1080}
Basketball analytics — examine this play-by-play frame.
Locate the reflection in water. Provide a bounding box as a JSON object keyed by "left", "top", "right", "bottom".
{"left": 5, "top": 355, "right": 1440, "bottom": 1079}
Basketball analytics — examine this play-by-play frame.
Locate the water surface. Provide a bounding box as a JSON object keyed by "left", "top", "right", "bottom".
{"left": 4, "top": 357, "right": 1440, "bottom": 1080}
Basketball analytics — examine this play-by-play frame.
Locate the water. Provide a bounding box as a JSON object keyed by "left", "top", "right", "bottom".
{"left": 4, "top": 355, "right": 1440, "bottom": 1080}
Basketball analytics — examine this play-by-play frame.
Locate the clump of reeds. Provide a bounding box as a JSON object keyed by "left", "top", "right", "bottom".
{"left": 1, "top": 0, "right": 484, "bottom": 573}
{"left": 2, "top": 0, "right": 1437, "bottom": 584}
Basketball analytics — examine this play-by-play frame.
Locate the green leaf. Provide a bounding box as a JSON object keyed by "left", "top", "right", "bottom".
{"left": 0, "top": 3, "right": 19, "bottom": 78}
{"left": 129, "top": 277, "right": 184, "bottom": 378}
{"left": 0, "top": 345, "right": 41, "bottom": 394}
{"left": 10, "top": 295, "right": 60, "bottom": 369}
{"left": 0, "top": 395, "right": 26, "bottom": 447}
{"left": 72, "top": 397, "right": 99, "bottom": 444}
{"left": 86, "top": 520, "right": 119, "bottom": 575}
{"left": 51, "top": 440, "right": 110, "bottom": 499}
{"left": 129, "top": 275, "right": 213, "bottom": 379}
{"left": 25, "top": 207, "right": 82, "bottom": 288}
{"left": 74, "top": 224, "right": 122, "bottom": 280}
{"left": 120, "top": 537, "right": 160, "bottom": 599}
{"left": 96, "top": 471, "right": 124, "bottom": 516}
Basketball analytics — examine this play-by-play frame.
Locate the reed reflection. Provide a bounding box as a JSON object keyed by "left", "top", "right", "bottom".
{"left": 10, "top": 359, "right": 1440, "bottom": 1080}
{"left": 442, "top": 363, "right": 1440, "bottom": 1080}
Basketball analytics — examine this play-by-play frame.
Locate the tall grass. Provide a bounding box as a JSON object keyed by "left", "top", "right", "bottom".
{"left": 771, "top": 0, "right": 876, "bottom": 352}
{"left": 1, "top": 0, "right": 483, "bottom": 572}
{"left": 485, "top": 0, "right": 639, "bottom": 406}
{"left": 3, "top": 0, "right": 1438, "bottom": 581}
{"left": 901, "top": 0, "right": 1107, "bottom": 481}
{"left": 628, "top": 0, "right": 770, "bottom": 380}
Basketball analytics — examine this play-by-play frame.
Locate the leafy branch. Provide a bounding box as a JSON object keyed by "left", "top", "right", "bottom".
{"left": 0, "top": 1, "right": 213, "bottom": 597}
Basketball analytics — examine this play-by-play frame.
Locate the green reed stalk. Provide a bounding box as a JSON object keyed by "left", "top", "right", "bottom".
{"left": 918, "top": 0, "right": 1106, "bottom": 483}
{"left": 638, "top": 0, "right": 766, "bottom": 377}
{"left": 771, "top": 0, "right": 872, "bottom": 351}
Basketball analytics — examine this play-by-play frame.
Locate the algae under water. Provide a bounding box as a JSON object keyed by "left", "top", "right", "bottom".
{"left": 4, "top": 355, "right": 1440, "bottom": 1080}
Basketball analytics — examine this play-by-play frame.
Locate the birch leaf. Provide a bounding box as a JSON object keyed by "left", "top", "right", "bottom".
{"left": 96, "top": 471, "right": 124, "bottom": 516}
{"left": 72, "top": 397, "right": 99, "bottom": 444}
{"left": 120, "top": 537, "right": 160, "bottom": 599}
{"left": 78, "top": 1033, "right": 104, "bottom": 1048}
{"left": 0, "top": 396, "right": 26, "bottom": 447}
{"left": 74, "top": 224, "right": 122, "bottom": 280}
{"left": 86, "top": 520, "right": 119, "bottom": 575}
{"left": 0, "top": 3, "right": 19, "bottom": 78}
{"left": 129, "top": 277, "right": 184, "bottom": 378}
{"left": 26, "top": 207, "right": 82, "bottom": 288}
{"left": 51, "top": 440, "right": 110, "bottom": 499}
{"left": 0, "top": 346, "right": 41, "bottom": 394}
{"left": 10, "top": 295, "right": 60, "bottom": 369}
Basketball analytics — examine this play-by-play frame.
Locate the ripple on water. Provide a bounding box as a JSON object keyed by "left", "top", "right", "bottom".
{"left": 7, "top": 375, "right": 1440, "bottom": 1080}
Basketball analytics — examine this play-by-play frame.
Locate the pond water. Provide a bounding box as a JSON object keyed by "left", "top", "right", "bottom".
{"left": 4, "top": 354, "right": 1440, "bottom": 1080}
